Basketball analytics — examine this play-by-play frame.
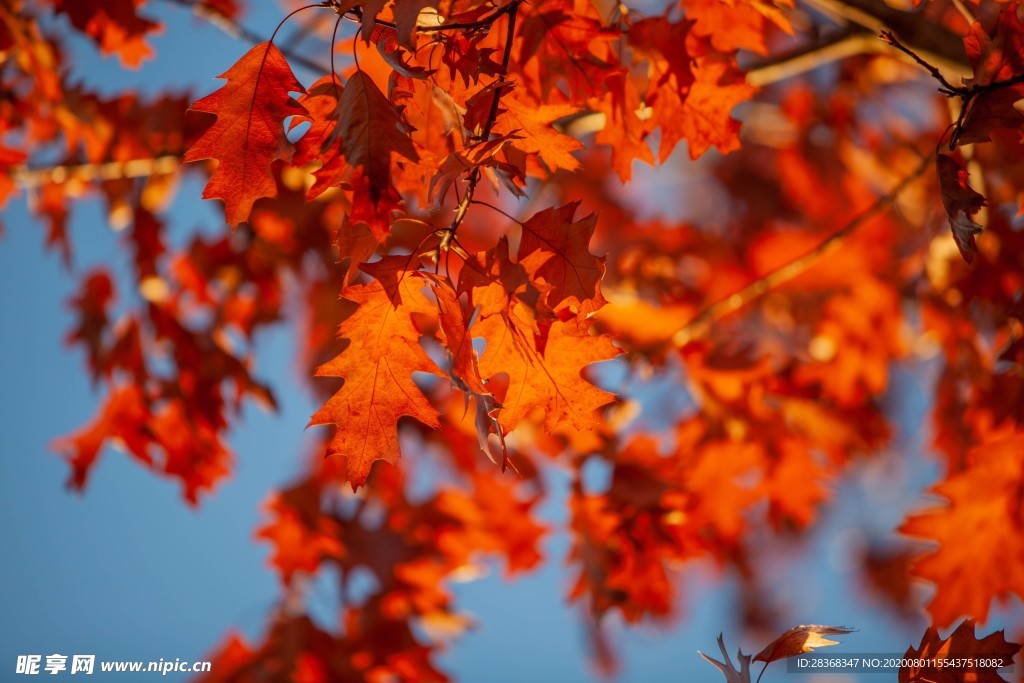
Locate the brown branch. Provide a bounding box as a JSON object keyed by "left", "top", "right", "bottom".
{"left": 11, "top": 155, "right": 183, "bottom": 188}
{"left": 747, "top": 27, "right": 879, "bottom": 86}
{"left": 801, "top": 0, "right": 969, "bottom": 76}
{"left": 879, "top": 30, "right": 958, "bottom": 93}
{"left": 671, "top": 154, "right": 932, "bottom": 348}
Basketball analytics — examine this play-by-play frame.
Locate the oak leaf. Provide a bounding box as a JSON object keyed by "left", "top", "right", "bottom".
{"left": 292, "top": 75, "right": 345, "bottom": 200}
{"left": 493, "top": 94, "right": 583, "bottom": 174}
{"left": 700, "top": 634, "right": 754, "bottom": 683}
{"left": 682, "top": 0, "right": 793, "bottom": 56}
{"left": 185, "top": 42, "right": 307, "bottom": 226}
{"left": 959, "top": 5, "right": 1024, "bottom": 145}
{"left": 517, "top": 202, "right": 606, "bottom": 316}
{"left": 308, "top": 256, "right": 441, "bottom": 489}
{"left": 670, "top": 50, "right": 755, "bottom": 160}
{"left": 900, "top": 431, "right": 1024, "bottom": 627}
{"left": 899, "top": 620, "right": 1021, "bottom": 683}
{"left": 475, "top": 312, "right": 617, "bottom": 433}
{"left": 427, "top": 276, "right": 509, "bottom": 468}
{"left": 49, "top": 0, "right": 159, "bottom": 67}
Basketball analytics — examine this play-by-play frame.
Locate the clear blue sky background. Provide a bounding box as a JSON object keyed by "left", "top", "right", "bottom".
{"left": 1, "top": 3, "right": 1013, "bottom": 682}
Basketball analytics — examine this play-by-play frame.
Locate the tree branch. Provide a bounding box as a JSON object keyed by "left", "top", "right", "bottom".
{"left": 747, "top": 27, "right": 879, "bottom": 86}
{"left": 671, "top": 153, "right": 932, "bottom": 348}
{"left": 801, "top": 0, "right": 970, "bottom": 77}
{"left": 11, "top": 155, "right": 183, "bottom": 188}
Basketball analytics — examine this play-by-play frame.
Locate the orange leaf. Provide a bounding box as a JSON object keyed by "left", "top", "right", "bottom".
{"left": 494, "top": 94, "right": 583, "bottom": 174}
{"left": 900, "top": 431, "right": 1024, "bottom": 627}
{"left": 308, "top": 256, "right": 441, "bottom": 489}
{"left": 50, "top": 0, "right": 160, "bottom": 67}
{"left": 475, "top": 312, "right": 617, "bottom": 433}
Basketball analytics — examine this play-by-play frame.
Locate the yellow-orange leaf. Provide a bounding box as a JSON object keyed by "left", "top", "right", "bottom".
{"left": 475, "top": 311, "right": 617, "bottom": 433}
{"left": 308, "top": 256, "right": 441, "bottom": 489}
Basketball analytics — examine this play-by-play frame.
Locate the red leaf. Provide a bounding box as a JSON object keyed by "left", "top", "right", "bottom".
{"left": 936, "top": 154, "right": 986, "bottom": 263}
{"left": 900, "top": 432, "right": 1024, "bottom": 627}
{"left": 960, "top": 6, "right": 1024, "bottom": 145}
{"left": 518, "top": 202, "right": 606, "bottom": 316}
{"left": 185, "top": 42, "right": 307, "bottom": 226}
{"left": 333, "top": 70, "right": 419, "bottom": 204}
{"left": 49, "top": 0, "right": 160, "bottom": 67}
{"left": 899, "top": 620, "right": 1021, "bottom": 683}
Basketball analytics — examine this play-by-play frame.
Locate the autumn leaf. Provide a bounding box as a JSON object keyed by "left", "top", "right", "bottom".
{"left": 670, "top": 50, "right": 756, "bottom": 160}
{"left": 49, "top": 0, "right": 160, "bottom": 67}
{"left": 292, "top": 75, "right": 345, "bottom": 200}
{"left": 52, "top": 384, "right": 152, "bottom": 493}
{"left": 900, "top": 431, "right": 1024, "bottom": 627}
{"left": 308, "top": 256, "right": 441, "bottom": 489}
{"left": 185, "top": 41, "right": 307, "bottom": 226}
{"left": 754, "top": 624, "right": 856, "bottom": 663}
{"left": 493, "top": 93, "right": 583, "bottom": 174}
{"left": 427, "top": 275, "right": 509, "bottom": 468}
{"left": 682, "top": 0, "right": 793, "bottom": 56}
{"left": 333, "top": 69, "right": 419, "bottom": 203}
{"left": 475, "top": 312, "right": 617, "bottom": 433}
{"left": 936, "top": 153, "right": 986, "bottom": 263}
{"left": 959, "top": 5, "right": 1024, "bottom": 145}
{"left": 899, "top": 620, "right": 1021, "bottom": 683}
{"left": 517, "top": 202, "right": 606, "bottom": 316}
{"left": 256, "top": 486, "right": 343, "bottom": 584}
{"left": 457, "top": 236, "right": 544, "bottom": 319}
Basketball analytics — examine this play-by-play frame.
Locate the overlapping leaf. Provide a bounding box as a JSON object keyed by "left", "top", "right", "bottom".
{"left": 309, "top": 256, "right": 441, "bottom": 489}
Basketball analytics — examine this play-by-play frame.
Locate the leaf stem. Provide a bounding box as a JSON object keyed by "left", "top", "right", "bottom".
{"left": 444, "top": 0, "right": 522, "bottom": 240}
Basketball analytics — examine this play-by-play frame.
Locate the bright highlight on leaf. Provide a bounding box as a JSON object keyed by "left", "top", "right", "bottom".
{"left": 753, "top": 624, "right": 857, "bottom": 663}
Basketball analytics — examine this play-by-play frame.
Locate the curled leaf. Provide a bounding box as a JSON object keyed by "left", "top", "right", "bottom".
{"left": 936, "top": 154, "right": 986, "bottom": 263}
{"left": 754, "top": 624, "right": 856, "bottom": 663}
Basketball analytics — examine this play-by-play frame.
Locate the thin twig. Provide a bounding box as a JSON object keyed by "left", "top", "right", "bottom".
{"left": 880, "top": 30, "right": 957, "bottom": 93}
{"left": 671, "top": 154, "right": 932, "bottom": 348}
{"left": 442, "top": 0, "right": 522, "bottom": 247}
